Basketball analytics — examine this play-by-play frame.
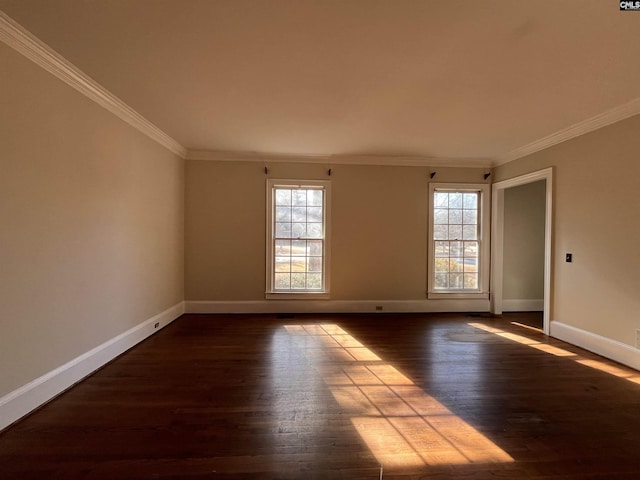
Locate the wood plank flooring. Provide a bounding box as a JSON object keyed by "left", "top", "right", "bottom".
{"left": 1, "top": 312, "right": 640, "bottom": 479}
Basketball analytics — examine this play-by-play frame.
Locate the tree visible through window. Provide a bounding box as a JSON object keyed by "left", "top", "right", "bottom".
{"left": 267, "top": 180, "right": 330, "bottom": 296}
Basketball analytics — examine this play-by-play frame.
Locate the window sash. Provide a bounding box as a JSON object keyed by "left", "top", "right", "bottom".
{"left": 433, "top": 190, "right": 480, "bottom": 291}
{"left": 267, "top": 180, "right": 330, "bottom": 296}
{"left": 428, "top": 184, "right": 490, "bottom": 297}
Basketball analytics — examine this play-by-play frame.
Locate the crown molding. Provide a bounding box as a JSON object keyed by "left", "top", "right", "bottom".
{"left": 0, "top": 10, "right": 187, "bottom": 158}
{"left": 187, "top": 149, "right": 493, "bottom": 168}
{"left": 495, "top": 97, "right": 640, "bottom": 166}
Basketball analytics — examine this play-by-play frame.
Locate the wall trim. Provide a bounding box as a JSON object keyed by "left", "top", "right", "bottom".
{"left": 0, "top": 10, "right": 187, "bottom": 158}
{"left": 187, "top": 150, "right": 493, "bottom": 168}
{"left": 0, "top": 301, "right": 185, "bottom": 432}
{"left": 502, "top": 299, "right": 544, "bottom": 312}
{"left": 551, "top": 321, "right": 640, "bottom": 371}
{"left": 185, "top": 299, "right": 490, "bottom": 314}
{"left": 495, "top": 97, "right": 640, "bottom": 165}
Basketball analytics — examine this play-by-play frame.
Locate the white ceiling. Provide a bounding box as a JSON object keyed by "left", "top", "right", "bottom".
{"left": 2, "top": 0, "right": 640, "bottom": 165}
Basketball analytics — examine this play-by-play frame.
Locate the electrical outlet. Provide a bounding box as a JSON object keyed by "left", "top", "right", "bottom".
{"left": 154, "top": 322, "right": 160, "bottom": 329}
{"left": 375, "top": 305, "right": 383, "bottom": 311}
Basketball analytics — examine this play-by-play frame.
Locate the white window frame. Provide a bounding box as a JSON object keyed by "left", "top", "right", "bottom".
{"left": 428, "top": 183, "right": 490, "bottom": 299}
{"left": 266, "top": 179, "right": 331, "bottom": 299}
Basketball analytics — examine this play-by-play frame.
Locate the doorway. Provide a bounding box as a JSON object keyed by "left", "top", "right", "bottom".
{"left": 491, "top": 168, "right": 553, "bottom": 334}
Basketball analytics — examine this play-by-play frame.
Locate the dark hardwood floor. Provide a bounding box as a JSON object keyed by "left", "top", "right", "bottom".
{"left": 2, "top": 312, "right": 640, "bottom": 479}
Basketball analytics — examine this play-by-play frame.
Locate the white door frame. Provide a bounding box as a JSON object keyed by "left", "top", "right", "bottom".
{"left": 490, "top": 168, "right": 553, "bottom": 334}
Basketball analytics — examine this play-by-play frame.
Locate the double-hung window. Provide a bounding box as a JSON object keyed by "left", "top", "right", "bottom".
{"left": 266, "top": 179, "right": 331, "bottom": 298}
{"left": 428, "top": 183, "right": 490, "bottom": 298}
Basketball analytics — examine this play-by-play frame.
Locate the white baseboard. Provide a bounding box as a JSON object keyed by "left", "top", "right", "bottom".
{"left": 502, "top": 299, "right": 544, "bottom": 312}
{"left": 185, "top": 299, "right": 490, "bottom": 314}
{"left": 0, "top": 301, "right": 185, "bottom": 432}
{"left": 550, "top": 321, "right": 640, "bottom": 371}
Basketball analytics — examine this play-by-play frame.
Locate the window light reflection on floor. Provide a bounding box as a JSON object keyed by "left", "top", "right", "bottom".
{"left": 469, "top": 322, "right": 640, "bottom": 385}
{"left": 283, "top": 324, "right": 513, "bottom": 469}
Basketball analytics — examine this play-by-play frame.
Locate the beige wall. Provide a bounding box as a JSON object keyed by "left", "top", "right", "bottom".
{"left": 494, "top": 114, "right": 640, "bottom": 346}
{"left": 0, "top": 43, "right": 184, "bottom": 397}
{"left": 185, "top": 161, "right": 490, "bottom": 301}
{"left": 503, "top": 180, "right": 546, "bottom": 301}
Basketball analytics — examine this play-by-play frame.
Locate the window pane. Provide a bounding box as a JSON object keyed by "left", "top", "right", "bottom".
{"left": 276, "top": 206, "right": 291, "bottom": 222}
{"left": 309, "top": 257, "right": 323, "bottom": 272}
{"left": 450, "top": 258, "right": 463, "bottom": 272}
{"left": 449, "top": 193, "right": 462, "bottom": 208}
{"left": 449, "top": 209, "right": 462, "bottom": 224}
{"left": 307, "top": 273, "right": 322, "bottom": 289}
{"left": 275, "top": 189, "right": 291, "bottom": 206}
{"left": 434, "top": 225, "right": 448, "bottom": 240}
{"left": 309, "top": 240, "right": 323, "bottom": 256}
{"left": 292, "top": 190, "right": 307, "bottom": 206}
{"left": 275, "top": 273, "right": 290, "bottom": 289}
{"left": 275, "top": 257, "right": 290, "bottom": 272}
{"left": 435, "top": 258, "right": 449, "bottom": 273}
{"left": 449, "top": 225, "right": 462, "bottom": 240}
{"left": 307, "top": 190, "right": 323, "bottom": 206}
{"left": 450, "top": 273, "right": 463, "bottom": 289}
{"left": 435, "top": 273, "right": 449, "bottom": 288}
{"left": 291, "top": 240, "right": 306, "bottom": 255}
{"left": 463, "top": 225, "right": 477, "bottom": 240}
{"left": 292, "top": 206, "right": 306, "bottom": 222}
{"left": 464, "top": 273, "right": 478, "bottom": 289}
{"left": 464, "top": 241, "right": 478, "bottom": 257}
{"left": 307, "top": 223, "right": 323, "bottom": 238}
{"left": 291, "top": 273, "right": 306, "bottom": 289}
{"left": 435, "top": 241, "right": 449, "bottom": 257}
{"left": 434, "top": 192, "right": 448, "bottom": 208}
{"left": 275, "top": 222, "right": 292, "bottom": 238}
{"left": 450, "top": 241, "right": 463, "bottom": 257}
{"left": 434, "top": 209, "right": 448, "bottom": 225}
{"left": 292, "top": 223, "right": 306, "bottom": 238}
{"left": 275, "top": 240, "right": 291, "bottom": 255}
{"left": 291, "top": 258, "right": 306, "bottom": 272}
{"left": 307, "top": 206, "right": 323, "bottom": 222}
{"left": 463, "top": 209, "right": 477, "bottom": 225}
{"left": 463, "top": 257, "right": 478, "bottom": 272}
{"left": 463, "top": 193, "right": 477, "bottom": 209}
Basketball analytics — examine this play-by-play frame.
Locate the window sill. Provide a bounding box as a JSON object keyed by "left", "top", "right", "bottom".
{"left": 266, "top": 292, "right": 330, "bottom": 300}
{"left": 427, "top": 291, "right": 489, "bottom": 300}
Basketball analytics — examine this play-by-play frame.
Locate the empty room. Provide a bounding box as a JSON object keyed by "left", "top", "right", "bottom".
{"left": 1, "top": 1, "right": 640, "bottom": 478}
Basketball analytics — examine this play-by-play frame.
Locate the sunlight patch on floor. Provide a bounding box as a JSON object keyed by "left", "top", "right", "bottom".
{"left": 470, "top": 323, "right": 576, "bottom": 356}
{"left": 470, "top": 322, "right": 640, "bottom": 384}
{"left": 284, "top": 324, "right": 513, "bottom": 469}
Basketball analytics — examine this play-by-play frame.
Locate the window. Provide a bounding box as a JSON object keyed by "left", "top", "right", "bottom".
{"left": 428, "top": 183, "right": 490, "bottom": 298}
{"left": 266, "top": 179, "right": 331, "bottom": 298}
